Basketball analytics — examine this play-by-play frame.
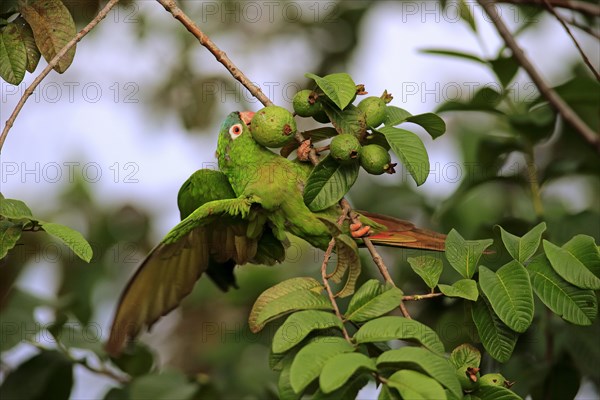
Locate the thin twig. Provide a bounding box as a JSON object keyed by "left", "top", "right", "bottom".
{"left": 541, "top": 0, "right": 600, "bottom": 81}
{"left": 0, "top": 0, "right": 122, "bottom": 152}
{"left": 499, "top": 0, "right": 600, "bottom": 17}
{"left": 339, "top": 199, "right": 412, "bottom": 319}
{"left": 75, "top": 358, "right": 131, "bottom": 385}
{"left": 320, "top": 204, "right": 353, "bottom": 342}
{"left": 403, "top": 292, "right": 444, "bottom": 301}
{"left": 478, "top": 0, "right": 600, "bottom": 153}
{"left": 156, "top": 0, "right": 273, "bottom": 108}
{"left": 565, "top": 17, "right": 600, "bottom": 40}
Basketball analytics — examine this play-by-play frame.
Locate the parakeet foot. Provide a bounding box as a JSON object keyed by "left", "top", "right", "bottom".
{"left": 350, "top": 222, "right": 371, "bottom": 238}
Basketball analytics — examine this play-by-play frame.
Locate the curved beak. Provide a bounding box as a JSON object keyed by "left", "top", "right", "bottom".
{"left": 239, "top": 111, "right": 255, "bottom": 126}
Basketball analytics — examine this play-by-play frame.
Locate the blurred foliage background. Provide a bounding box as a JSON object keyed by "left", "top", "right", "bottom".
{"left": 1, "top": 0, "right": 598, "bottom": 399}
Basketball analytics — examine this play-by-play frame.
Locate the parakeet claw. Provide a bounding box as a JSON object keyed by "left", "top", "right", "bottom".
{"left": 350, "top": 222, "right": 371, "bottom": 238}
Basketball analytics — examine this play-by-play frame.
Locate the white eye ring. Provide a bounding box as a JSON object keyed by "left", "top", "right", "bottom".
{"left": 229, "top": 123, "right": 243, "bottom": 139}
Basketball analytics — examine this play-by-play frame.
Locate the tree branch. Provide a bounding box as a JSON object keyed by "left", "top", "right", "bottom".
{"left": 499, "top": 0, "right": 600, "bottom": 17}
{"left": 541, "top": 0, "right": 600, "bottom": 81}
{"left": 479, "top": 0, "right": 600, "bottom": 153}
{"left": 0, "top": 0, "right": 122, "bottom": 152}
{"left": 156, "top": 0, "right": 273, "bottom": 108}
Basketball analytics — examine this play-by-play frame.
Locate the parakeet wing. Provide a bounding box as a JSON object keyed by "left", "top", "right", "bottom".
{"left": 106, "top": 197, "right": 255, "bottom": 355}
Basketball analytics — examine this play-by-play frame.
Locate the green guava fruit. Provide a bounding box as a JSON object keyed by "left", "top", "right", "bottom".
{"left": 360, "top": 144, "right": 391, "bottom": 175}
{"left": 457, "top": 366, "right": 480, "bottom": 392}
{"left": 250, "top": 106, "right": 297, "bottom": 148}
{"left": 480, "top": 373, "right": 507, "bottom": 387}
{"left": 293, "top": 90, "right": 324, "bottom": 117}
{"left": 330, "top": 134, "right": 361, "bottom": 164}
{"left": 357, "top": 96, "right": 387, "bottom": 128}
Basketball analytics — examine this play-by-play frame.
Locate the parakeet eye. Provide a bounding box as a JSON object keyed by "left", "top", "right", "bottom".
{"left": 229, "top": 123, "right": 243, "bottom": 139}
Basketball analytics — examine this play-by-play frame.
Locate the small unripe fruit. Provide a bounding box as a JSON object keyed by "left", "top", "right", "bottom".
{"left": 357, "top": 96, "right": 387, "bottom": 128}
{"left": 457, "top": 366, "right": 480, "bottom": 392}
{"left": 360, "top": 144, "right": 391, "bottom": 175}
{"left": 293, "top": 90, "right": 323, "bottom": 117}
{"left": 250, "top": 106, "right": 297, "bottom": 148}
{"left": 330, "top": 134, "right": 361, "bottom": 165}
{"left": 480, "top": 373, "right": 507, "bottom": 387}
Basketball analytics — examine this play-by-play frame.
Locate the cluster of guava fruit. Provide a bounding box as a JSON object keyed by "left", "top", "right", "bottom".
{"left": 249, "top": 86, "right": 398, "bottom": 176}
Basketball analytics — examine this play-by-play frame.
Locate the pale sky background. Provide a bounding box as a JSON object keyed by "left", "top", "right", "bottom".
{"left": 1, "top": 1, "right": 598, "bottom": 398}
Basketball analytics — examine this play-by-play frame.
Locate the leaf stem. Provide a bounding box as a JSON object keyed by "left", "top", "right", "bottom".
{"left": 478, "top": 0, "right": 600, "bottom": 153}
{"left": 402, "top": 292, "right": 444, "bottom": 301}
{"left": 156, "top": 0, "right": 273, "bottom": 107}
{"left": 0, "top": 0, "right": 122, "bottom": 152}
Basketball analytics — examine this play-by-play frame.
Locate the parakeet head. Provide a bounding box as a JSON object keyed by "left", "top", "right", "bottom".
{"left": 220, "top": 111, "right": 254, "bottom": 142}
{"left": 217, "top": 111, "right": 260, "bottom": 171}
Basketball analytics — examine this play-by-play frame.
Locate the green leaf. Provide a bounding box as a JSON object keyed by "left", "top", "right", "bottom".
{"left": 0, "top": 350, "right": 73, "bottom": 400}
{"left": 405, "top": 113, "right": 446, "bottom": 139}
{"left": 109, "top": 343, "right": 154, "bottom": 377}
{"left": 324, "top": 105, "right": 367, "bottom": 138}
{"left": 278, "top": 356, "right": 301, "bottom": 400}
{"left": 527, "top": 255, "right": 597, "bottom": 326}
{"left": 377, "top": 347, "right": 462, "bottom": 398}
{"left": 344, "top": 279, "right": 403, "bottom": 323}
{"left": 289, "top": 337, "right": 355, "bottom": 393}
{"left": 130, "top": 370, "right": 198, "bottom": 400}
{"left": 498, "top": 222, "right": 546, "bottom": 263}
{"left": 420, "top": 49, "right": 486, "bottom": 64}
{"left": 272, "top": 310, "right": 342, "bottom": 354}
{"left": 384, "top": 106, "right": 412, "bottom": 126}
{"left": 14, "top": 18, "right": 41, "bottom": 73}
{"left": 20, "top": 0, "right": 77, "bottom": 74}
{"left": 438, "top": 279, "right": 478, "bottom": 301}
{"left": 562, "top": 235, "right": 600, "bottom": 278}
{"left": 543, "top": 240, "right": 600, "bottom": 290}
{"left": 305, "top": 72, "right": 356, "bottom": 110}
{"left": 331, "top": 234, "right": 361, "bottom": 298}
{"left": 0, "top": 220, "right": 22, "bottom": 259}
{"left": 377, "top": 126, "right": 430, "bottom": 186}
{"left": 248, "top": 277, "right": 330, "bottom": 333}
{"left": 354, "top": 316, "right": 445, "bottom": 354}
{"left": 0, "top": 289, "right": 43, "bottom": 352}
{"left": 449, "top": 343, "right": 481, "bottom": 369}
{"left": 40, "top": 221, "right": 93, "bottom": 263}
{"left": 445, "top": 229, "right": 493, "bottom": 279}
{"left": 478, "top": 261, "right": 534, "bottom": 333}
{"left": 0, "top": 22, "right": 27, "bottom": 85}
{"left": 471, "top": 295, "right": 518, "bottom": 363}
{"left": 458, "top": 0, "right": 477, "bottom": 32}
{"left": 0, "top": 196, "right": 33, "bottom": 219}
{"left": 407, "top": 256, "right": 443, "bottom": 289}
{"left": 489, "top": 55, "right": 519, "bottom": 87}
{"left": 303, "top": 155, "right": 359, "bottom": 211}
{"left": 319, "top": 352, "right": 375, "bottom": 393}
{"left": 378, "top": 384, "right": 401, "bottom": 400}
{"left": 313, "top": 375, "right": 370, "bottom": 400}
{"left": 386, "top": 370, "right": 446, "bottom": 400}
{"left": 473, "top": 384, "right": 523, "bottom": 399}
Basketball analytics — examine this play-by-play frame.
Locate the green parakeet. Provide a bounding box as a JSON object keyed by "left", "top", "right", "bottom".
{"left": 106, "top": 111, "right": 445, "bottom": 355}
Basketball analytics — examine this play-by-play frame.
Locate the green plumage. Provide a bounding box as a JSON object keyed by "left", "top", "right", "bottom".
{"left": 107, "top": 111, "right": 445, "bottom": 355}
